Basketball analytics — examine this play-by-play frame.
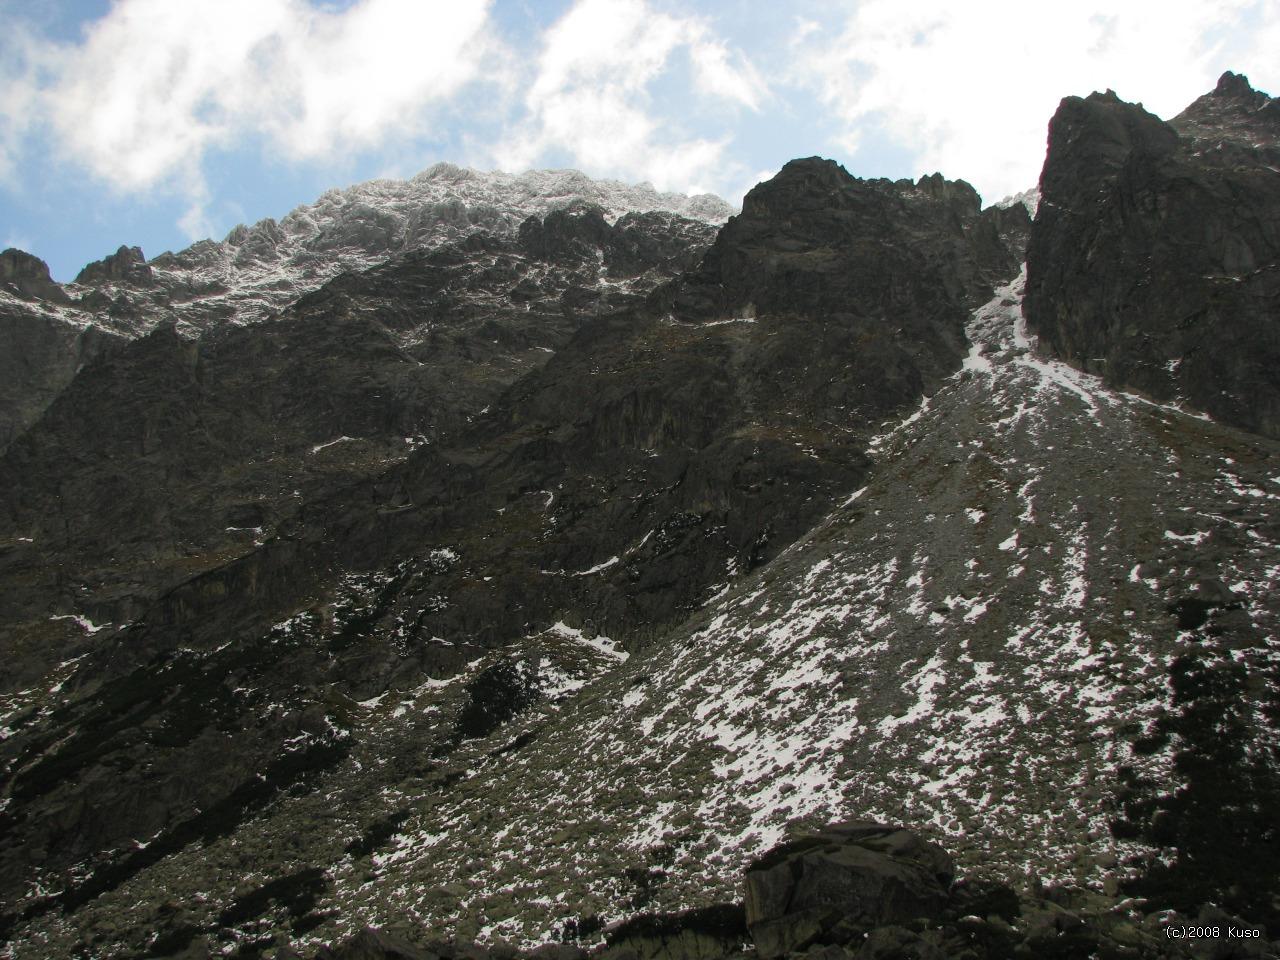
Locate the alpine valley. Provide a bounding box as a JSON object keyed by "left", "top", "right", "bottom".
{"left": 1, "top": 74, "right": 1278, "bottom": 960}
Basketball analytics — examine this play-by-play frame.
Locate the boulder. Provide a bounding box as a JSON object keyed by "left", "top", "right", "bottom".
{"left": 743, "top": 823, "right": 954, "bottom": 958}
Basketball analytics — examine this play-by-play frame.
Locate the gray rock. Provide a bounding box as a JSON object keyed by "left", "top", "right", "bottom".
{"left": 744, "top": 823, "right": 953, "bottom": 958}
{"left": 0, "top": 248, "right": 72, "bottom": 304}
{"left": 74, "top": 245, "right": 155, "bottom": 287}
{"left": 854, "top": 925, "right": 946, "bottom": 960}
{"left": 1026, "top": 72, "right": 1280, "bottom": 439}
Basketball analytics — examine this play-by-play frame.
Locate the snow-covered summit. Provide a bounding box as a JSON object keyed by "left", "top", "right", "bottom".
{"left": 993, "top": 187, "right": 1039, "bottom": 217}
{"left": 259, "top": 163, "right": 731, "bottom": 263}
{"left": 22, "top": 165, "right": 732, "bottom": 340}
{"left": 0, "top": 165, "right": 731, "bottom": 453}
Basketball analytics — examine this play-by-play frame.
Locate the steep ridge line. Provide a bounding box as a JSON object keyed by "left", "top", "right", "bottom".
{"left": 0, "top": 165, "right": 733, "bottom": 454}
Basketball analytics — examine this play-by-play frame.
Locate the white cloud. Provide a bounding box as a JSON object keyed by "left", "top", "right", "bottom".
{"left": 5, "top": 0, "right": 1274, "bottom": 254}
{"left": 791, "top": 0, "right": 1280, "bottom": 204}
{"left": 0, "top": 18, "right": 45, "bottom": 183}
{"left": 44, "top": 0, "right": 498, "bottom": 195}
{"left": 690, "top": 38, "right": 766, "bottom": 111}
{"left": 495, "top": 0, "right": 764, "bottom": 194}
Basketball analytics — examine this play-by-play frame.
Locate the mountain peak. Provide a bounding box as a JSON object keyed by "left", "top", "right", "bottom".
{"left": 1, "top": 248, "right": 72, "bottom": 305}
{"left": 1030, "top": 76, "right": 1280, "bottom": 438}
{"left": 1172, "top": 69, "right": 1278, "bottom": 151}
{"left": 1213, "top": 69, "right": 1263, "bottom": 102}
{"left": 74, "top": 245, "right": 154, "bottom": 288}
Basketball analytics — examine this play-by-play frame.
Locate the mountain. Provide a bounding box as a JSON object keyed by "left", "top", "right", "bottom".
{"left": 0, "top": 165, "right": 731, "bottom": 453}
{"left": 0, "top": 195, "right": 724, "bottom": 686}
{"left": 0, "top": 77, "right": 1277, "bottom": 960}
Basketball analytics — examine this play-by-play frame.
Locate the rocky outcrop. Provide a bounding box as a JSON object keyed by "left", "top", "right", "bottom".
{"left": 1, "top": 249, "right": 72, "bottom": 304}
{"left": 0, "top": 307, "right": 124, "bottom": 452}
{"left": 0, "top": 207, "right": 714, "bottom": 665}
{"left": 667, "top": 159, "right": 1018, "bottom": 322}
{"left": 744, "top": 824, "right": 953, "bottom": 958}
{"left": 1171, "top": 70, "right": 1280, "bottom": 169}
{"left": 1025, "top": 72, "right": 1280, "bottom": 438}
{"left": 74, "top": 245, "right": 155, "bottom": 287}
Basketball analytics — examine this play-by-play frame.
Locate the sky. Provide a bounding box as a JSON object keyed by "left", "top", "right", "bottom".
{"left": 1, "top": 0, "right": 1277, "bottom": 282}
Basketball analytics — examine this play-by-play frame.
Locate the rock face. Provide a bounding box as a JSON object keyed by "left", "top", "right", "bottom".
{"left": 743, "top": 824, "right": 953, "bottom": 958}
{"left": 0, "top": 249, "right": 73, "bottom": 304}
{"left": 1025, "top": 72, "right": 1280, "bottom": 438}
{"left": 0, "top": 308, "right": 124, "bottom": 451}
{"left": 74, "top": 245, "right": 155, "bottom": 287}
{"left": 0, "top": 166, "right": 733, "bottom": 455}
{"left": 0, "top": 203, "right": 715, "bottom": 682}
{"left": 668, "top": 159, "right": 1020, "bottom": 323}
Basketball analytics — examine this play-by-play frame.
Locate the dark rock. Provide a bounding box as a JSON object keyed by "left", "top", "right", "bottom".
{"left": 605, "top": 211, "right": 712, "bottom": 279}
{"left": 1025, "top": 75, "right": 1280, "bottom": 438}
{"left": 975, "top": 201, "right": 1032, "bottom": 270}
{"left": 0, "top": 308, "right": 124, "bottom": 451}
{"left": 601, "top": 904, "right": 748, "bottom": 960}
{"left": 318, "top": 928, "right": 438, "bottom": 960}
{"left": 0, "top": 248, "right": 72, "bottom": 304}
{"left": 518, "top": 203, "right": 613, "bottom": 262}
{"left": 802, "top": 946, "right": 853, "bottom": 960}
{"left": 854, "top": 925, "right": 946, "bottom": 960}
{"left": 74, "top": 245, "right": 155, "bottom": 287}
{"left": 527, "top": 945, "right": 588, "bottom": 960}
{"left": 1172, "top": 71, "right": 1280, "bottom": 170}
{"left": 1023, "top": 904, "right": 1086, "bottom": 946}
{"left": 744, "top": 823, "right": 954, "bottom": 958}
{"left": 665, "top": 158, "right": 1013, "bottom": 326}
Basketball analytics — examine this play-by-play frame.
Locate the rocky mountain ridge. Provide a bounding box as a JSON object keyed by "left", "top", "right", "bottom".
{"left": 0, "top": 165, "right": 732, "bottom": 452}
{"left": 0, "top": 75, "right": 1277, "bottom": 960}
{"left": 0, "top": 199, "right": 723, "bottom": 690}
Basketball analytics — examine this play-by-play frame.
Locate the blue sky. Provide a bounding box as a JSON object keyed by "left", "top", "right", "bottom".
{"left": 1, "top": 0, "right": 1277, "bottom": 282}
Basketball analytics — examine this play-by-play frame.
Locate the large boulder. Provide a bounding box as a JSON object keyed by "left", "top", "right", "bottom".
{"left": 743, "top": 823, "right": 953, "bottom": 958}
